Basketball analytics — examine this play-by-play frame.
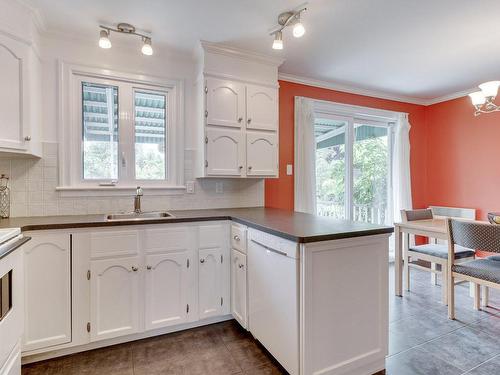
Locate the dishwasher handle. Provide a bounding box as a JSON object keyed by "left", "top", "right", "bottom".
{"left": 250, "top": 239, "right": 288, "bottom": 257}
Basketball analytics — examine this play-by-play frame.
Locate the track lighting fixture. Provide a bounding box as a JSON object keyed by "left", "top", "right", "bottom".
{"left": 269, "top": 3, "right": 307, "bottom": 50}
{"left": 98, "top": 23, "right": 153, "bottom": 56}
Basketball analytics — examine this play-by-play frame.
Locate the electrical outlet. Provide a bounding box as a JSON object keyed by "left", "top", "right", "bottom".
{"left": 186, "top": 181, "right": 195, "bottom": 194}
{"left": 286, "top": 164, "right": 293, "bottom": 176}
{"left": 215, "top": 181, "right": 223, "bottom": 194}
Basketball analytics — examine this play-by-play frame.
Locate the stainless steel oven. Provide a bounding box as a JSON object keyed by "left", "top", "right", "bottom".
{"left": 0, "top": 269, "right": 12, "bottom": 321}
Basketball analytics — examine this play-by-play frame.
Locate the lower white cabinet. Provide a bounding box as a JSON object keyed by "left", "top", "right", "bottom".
{"left": 144, "top": 251, "right": 190, "bottom": 330}
{"left": 198, "top": 247, "right": 224, "bottom": 319}
{"left": 23, "top": 232, "right": 71, "bottom": 352}
{"left": 90, "top": 256, "right": 141, "bottom": 342}
{"left": 230, "top": 249, "right": 247, "bottom": 329}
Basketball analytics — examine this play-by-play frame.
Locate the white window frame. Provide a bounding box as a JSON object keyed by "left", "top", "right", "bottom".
{"left": 57, "top": 62, "right": 185, "bottom": 196}
{"left": 313, "top": 100, "right": 398, "bottom": 225}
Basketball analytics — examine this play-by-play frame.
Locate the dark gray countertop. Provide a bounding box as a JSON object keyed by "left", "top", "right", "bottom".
{"left": 0, "top": 207, "right": 393, "bottom": 243}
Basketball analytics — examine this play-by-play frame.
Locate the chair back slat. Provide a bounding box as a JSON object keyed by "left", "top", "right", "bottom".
{"left": 430, "top": 206, "right": 476, "bottom": 220}
{"left": 402, "top": 209, "right": 433, "bottom": 222}
{"left": 448, "top": 219, "right": 500, "bottom": 253}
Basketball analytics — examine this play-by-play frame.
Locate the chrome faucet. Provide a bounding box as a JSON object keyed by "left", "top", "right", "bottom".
{"left": 134, "top": 186, "right": 143, "bottom": 213}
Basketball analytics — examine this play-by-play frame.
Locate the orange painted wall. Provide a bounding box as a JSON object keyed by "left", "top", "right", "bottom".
{"left": 425, "top": 96, "right": 500, "bottom": 221}
{"left": 265, "top": 80, "right": 429, "bottom": 211}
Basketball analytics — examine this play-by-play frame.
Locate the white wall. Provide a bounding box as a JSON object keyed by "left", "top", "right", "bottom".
{"left": 0, "top": 12, "right": 264, "bottom": 217}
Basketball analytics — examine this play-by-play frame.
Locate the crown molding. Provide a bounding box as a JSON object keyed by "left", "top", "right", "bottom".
{"left": 13, "top": 0, "right": 47, "bottom": 33}
{"left": 424, "top": 88, "right": 473, "bottom": 106}
{"left": 278, "top": 72, "right": 429, "bottom": 106}
{"left": 200, "top": 40, "right": 285, "bottom": 67}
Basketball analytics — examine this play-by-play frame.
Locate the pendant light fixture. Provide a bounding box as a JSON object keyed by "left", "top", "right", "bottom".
{"left": 469, "top": 81, "right": 500, "bottom": 116}
{"left": 270, "top": 3, "right": 307, "bottom": 50}
{"left": 98, "top": 23, "right": 153, "bottom": 56}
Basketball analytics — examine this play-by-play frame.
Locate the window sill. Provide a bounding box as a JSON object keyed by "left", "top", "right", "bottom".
{"left": 56, "top": 185, "right": 187, "bottom": 198}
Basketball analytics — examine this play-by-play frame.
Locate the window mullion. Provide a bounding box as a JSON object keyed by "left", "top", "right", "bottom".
{"left": 118, "top": 83, "right": 135, "bottom": 185}
{"left": 345, "top": 117, "right": 354, "bottom": 221}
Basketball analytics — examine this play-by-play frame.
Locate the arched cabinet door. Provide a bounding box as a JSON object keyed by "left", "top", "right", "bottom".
{"left": 246, "top": 85, "right": 277, "bottom": 131}
{"left": 206, "top": 77, "right": 245, "bottom": 128}
{"left": 246, "top": 132, "right": 278, "bottom": 177}
{"left": 144, "top": 251, "right": 189, "bottom": 330}
{"left": 231, "top": 249, "right": 247, "bottom": 329}
{"left": 23, "top": 233, "right": 71, "bottom": 352}
{"left": 0, "top": 35, "right": 28, "bottom": 150}
{"left": 90, "top": 257, "right": 140, "bottom": 342}
{"left": 198, "top": 247, "right": 223, "bottom": 319}
{"left": 206, "top": 128, "right": 245, "bottom": 176}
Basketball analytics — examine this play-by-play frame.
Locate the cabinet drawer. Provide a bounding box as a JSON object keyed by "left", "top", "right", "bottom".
{"left": 199, "top": 224, "right": 225, "bottom": 249}
{"left": 90, "top": 230, "right": 139, "bottom": 258}
{"left": 231, "top": 223, "right": 247, "bottom": 253}
{"left": 144, "top": 226, "right": 191, "bottom": 254}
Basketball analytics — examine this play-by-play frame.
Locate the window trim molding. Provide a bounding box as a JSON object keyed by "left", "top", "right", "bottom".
{"left": 57, "top": 61, "right": 185, "bottom": 194}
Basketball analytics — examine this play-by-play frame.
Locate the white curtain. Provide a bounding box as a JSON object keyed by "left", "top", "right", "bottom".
{"left": 294, "top": 96, "right": 317, "bottom": 214}
{"left": 392, "top": 113, "right": 413, "bottom": 222}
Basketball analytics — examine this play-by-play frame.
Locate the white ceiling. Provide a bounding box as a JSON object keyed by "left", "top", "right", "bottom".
{"left": 25, "top": 0, "right": 500, "bottom": 102}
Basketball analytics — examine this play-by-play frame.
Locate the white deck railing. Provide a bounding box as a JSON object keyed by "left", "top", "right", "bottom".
{"left": 317, "top": 201, "right": 388, "bottom": 225}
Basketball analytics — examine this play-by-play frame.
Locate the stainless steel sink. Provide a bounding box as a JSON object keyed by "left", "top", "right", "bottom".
{"left": 106, "top": 211, "right": 175, "bottom": 221}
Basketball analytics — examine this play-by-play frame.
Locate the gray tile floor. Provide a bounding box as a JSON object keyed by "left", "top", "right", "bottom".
{"left": 23, "top": 265, "right": 500, "bottom": 375}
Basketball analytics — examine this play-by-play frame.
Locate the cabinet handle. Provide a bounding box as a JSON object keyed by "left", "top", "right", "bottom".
{"left": 146, "top": 265, "right": 152, "bottom": 270}
{"left": 238, "top": 117, "right": 243, "bottom": 123}
{"left": 132, "top": 266, "right": 139, "bottom": 272}
{"left": 247, "top": 118, "right": 252, "bottom": 124}
{"left": 233, "top": 235, "right": 240, "bottom": 241}
{"left": 24, "top": 136, "right": 31, "bottom": 141}
{"left": 200, "top": 258, "right": 205, "bottom": 263}
{"left": 238, "top": 264, "right": 244, "bottom": 269}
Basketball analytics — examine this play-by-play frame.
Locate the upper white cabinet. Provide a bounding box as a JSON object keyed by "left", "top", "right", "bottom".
{"left": 246, "top": 132, "right": 278, "bottom": 176}
{"left": 246, "top": 84, "right": 278, "bottom": 131}
{"left": 23, "top": 232, "right": 71, "bottom": 352}
{"left": 206, "top": 78, "right": 245, "bottom": 128}
{"left": 206, "top": 128, "right": 245, "bottom": 176}
{"left": 0, "top": 33, "right": 41, "bottom": 157}
{"left": 196, "top": 42, "right": 283, "bottom": 178}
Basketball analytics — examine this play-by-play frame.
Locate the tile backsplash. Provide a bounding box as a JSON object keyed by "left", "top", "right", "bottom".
{"left": 0, "top": 143, "right": 264, "bottom": 217}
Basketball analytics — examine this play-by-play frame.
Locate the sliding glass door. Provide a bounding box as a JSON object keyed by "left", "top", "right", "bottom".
{"left": 315, "top": 114, "right": 394, "bottom": 226}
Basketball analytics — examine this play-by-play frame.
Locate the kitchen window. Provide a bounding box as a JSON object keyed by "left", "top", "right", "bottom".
{"left": 58, "top": 64, "right": 184, "bottom": 195}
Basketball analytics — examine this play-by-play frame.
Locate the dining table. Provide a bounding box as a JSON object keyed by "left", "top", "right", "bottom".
{"left": 394, "top": 218, "right": 448, "bottom": 296}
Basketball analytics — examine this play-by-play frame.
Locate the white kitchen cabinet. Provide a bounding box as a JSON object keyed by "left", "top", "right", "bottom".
{"left": 206, "top": 77, "right": 245, "bottom": 128}
{"left": 23, "top": 232, "right": 71, "bottom": 352}
{"left": 206, "top": 128, "right": 245, "bottom": 176}
{"left": 144, "top": 251, "right": 190, "bottom": 330}
{"left": 230, "top": 249, "right": 247, "bottom": 329}
{"left": 246, "top": 132, "right": 278, "bottom": 176}
{"left": 198, "top": 247, "right": 224, "bottom": 319}
{"left": 246, "top": 84, "right": 277, "bottom": 131}
{"left": 0, "top": 34, "right": 41, "bottom": 157}
{"left": 90, "top": 256, "right": 141, "bottom": 342}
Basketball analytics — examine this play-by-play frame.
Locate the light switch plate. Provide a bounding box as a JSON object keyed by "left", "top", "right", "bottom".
{"left": 286, "top": 164, "right": 293, "bottom": 176}
{"left": 216, "top": 181, "right": 223, "bottom": 194}
{"left": 186, "top": 181, "right": 195, "bottom": 194}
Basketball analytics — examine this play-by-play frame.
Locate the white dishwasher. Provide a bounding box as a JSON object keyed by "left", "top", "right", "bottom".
{"left": 247, "top": 228, "right": 299, "bottom": 375}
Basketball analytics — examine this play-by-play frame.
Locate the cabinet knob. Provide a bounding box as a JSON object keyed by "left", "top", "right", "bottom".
{"left": 200, "top": 258, "right": 205, "bottom": 264}
{"left": 24, "top": 136, "right": 31, "bottom": 141}
{"left": 238, "top": 117, "right": 243, "bottom": 123}
{"left": 248, "top": 166, "right": 252, "bottom": 170}
{"left": 146, "top": 265, "right": 152, "bottom": 270}
{"left": 247, "top": 118, "right": 252, "bottom": 124}
{"left": 239, "top": 165, "right": 243, "bottom": 170}
{"left": 233, "top": 235, "right": 240, "bottom": 241}
{"left": 132, "top": 266, "right": 139, "bottom": 272}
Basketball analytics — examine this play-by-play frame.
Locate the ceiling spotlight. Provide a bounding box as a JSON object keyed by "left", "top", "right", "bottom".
{"left": 98, "top": 23, "right": 153, "bottom": 56}
{"left": 141, "top": 37, "right": 153, "bottom": 55}
{"left": 292, "top": 15, "right": 305, "bottom": 38}
{"left": 269, "top": 4, "right": 307, "bottom": 50}
{"left": 272, "top": 31, "right": 283, "bottom": 50}
{"left": 98, "top": 29, "right": 112, "bottom": 49}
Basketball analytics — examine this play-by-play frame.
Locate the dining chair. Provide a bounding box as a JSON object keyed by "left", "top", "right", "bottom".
{"left": 401, "top": 209, "right": 476, "bottom": 304}
{"left": 447, "top": 218, "right": 500, "bottom": 319}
